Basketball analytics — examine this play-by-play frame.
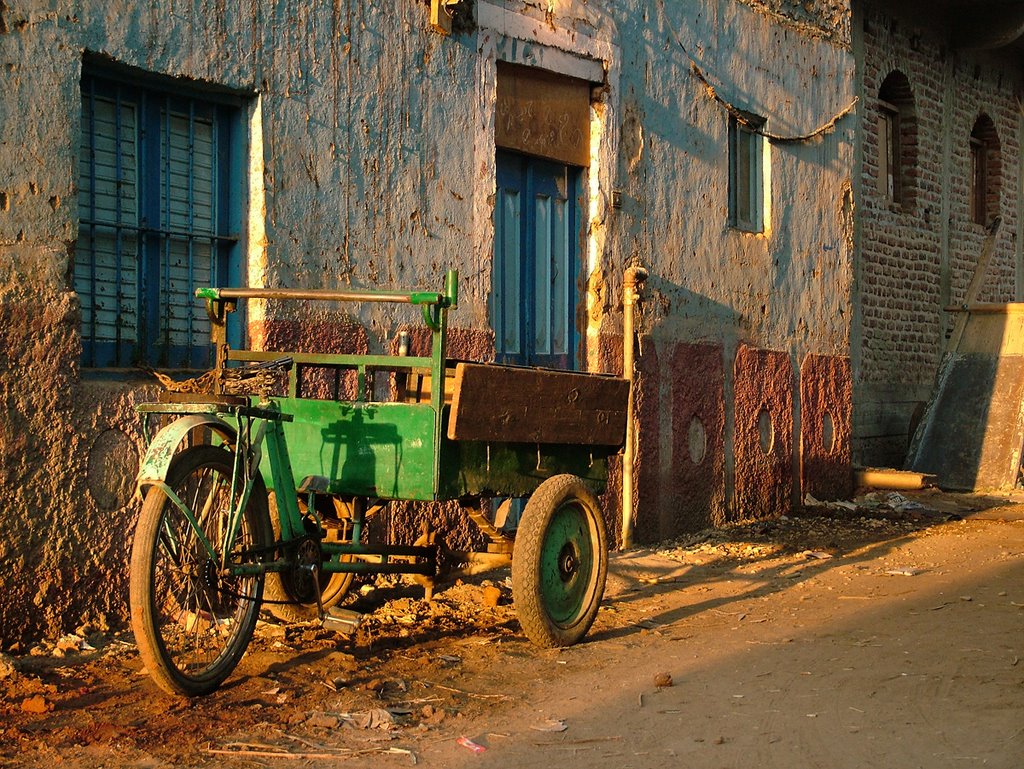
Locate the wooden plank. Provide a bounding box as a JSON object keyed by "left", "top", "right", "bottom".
{"left": 447, "top": 363, "right": 629, "bottom": 446}
{"left": 496, "top": 62, "right": 591, "bottom": 167}
{"left": 947, "top": 216, "right": 1002, "bottom": 353}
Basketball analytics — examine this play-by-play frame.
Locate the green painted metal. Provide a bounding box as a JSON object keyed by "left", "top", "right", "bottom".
{"left": 136, "top": 413, "right": 236, "bottom": 494}
{"left": 261, "top": 400, "right": 439, "bottom": 501}
{"left": 145, "top": 480, "right": 218, "bottom": 561}
{"left": 197, "top": 286, "right": 446, "bottom": 305}
{"left": 539, "top": 501, "right": 594, "bottom": 623}
{"left": 436, "top": 430, "right": 612, "bottom": 498}
{"left": 136, "top": 268, "right": 623, "bottom": 599}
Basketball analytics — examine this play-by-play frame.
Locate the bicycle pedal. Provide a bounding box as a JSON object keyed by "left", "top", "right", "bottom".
{"left": 321, "top": 607, "right": 362, "bottom": 634}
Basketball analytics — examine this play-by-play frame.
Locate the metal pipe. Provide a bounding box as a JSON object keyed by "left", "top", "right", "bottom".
{"left": 621, "top": 264, "right": 648, "bottom": 550}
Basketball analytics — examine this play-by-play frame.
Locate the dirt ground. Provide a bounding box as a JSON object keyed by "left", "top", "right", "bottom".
{"left": 3, "top": 488, "right": 1024, "bottom": 769}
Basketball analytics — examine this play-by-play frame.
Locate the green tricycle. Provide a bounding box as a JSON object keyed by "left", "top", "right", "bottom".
{"left": 130, "top": 270, "right": 629, "bottom": 696}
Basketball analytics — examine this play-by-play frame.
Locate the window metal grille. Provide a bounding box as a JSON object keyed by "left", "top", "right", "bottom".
{"left": 76, "top": 73, "right": 240, "bottom": 368}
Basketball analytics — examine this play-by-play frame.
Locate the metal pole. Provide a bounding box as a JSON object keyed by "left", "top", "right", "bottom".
{"left": 621, "top": 265, "right": 648, "bottom": 550}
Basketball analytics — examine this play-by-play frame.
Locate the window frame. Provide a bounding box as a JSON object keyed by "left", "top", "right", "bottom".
{"left": 76, "top": 65, "right": 246, "bottom": 370}
{"left": 970, "top": 135, "right": 987, "bottom": 225}
{"left": 877, "top": 98, "right": 901, "bottom": 203}
{"left": 968, "top": 114, "right": 1001, "bottom": 228}
{"left": 728, "top": 112, "right": 768, "bottom": 234}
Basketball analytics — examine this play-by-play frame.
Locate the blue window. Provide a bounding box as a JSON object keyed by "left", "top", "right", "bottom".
{"left": 76, "top": 68, "right": 244, "bottom": 368}
{"left": 492, "top": 150, "right": 581, "bottom": 369}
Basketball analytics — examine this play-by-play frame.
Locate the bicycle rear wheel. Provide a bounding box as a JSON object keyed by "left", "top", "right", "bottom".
{"left": 130, "top": 444, "right": 272, "bottom": 696}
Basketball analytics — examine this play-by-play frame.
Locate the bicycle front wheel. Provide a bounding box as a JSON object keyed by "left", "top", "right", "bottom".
{"left": 130, "top": 444, "right": 272, "bottom": 696}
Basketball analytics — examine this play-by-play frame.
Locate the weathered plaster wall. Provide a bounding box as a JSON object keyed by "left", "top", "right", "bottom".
{"left": 853, "top": 2, "right": 1024, "bottom": 466}
{"left": 592, "top": 0, "right": 855, "bottom": 532}
{"left": 736, "top": 0, "right": 851, "bottom": 45}
{"left": 0, "top": 0, "right": 855, "bottom": 644}
{"left": 0, "top": 0, "right": 488, "bottom": 646}
{"left": 801, "top": 353, "right": 853, "bottom": 499}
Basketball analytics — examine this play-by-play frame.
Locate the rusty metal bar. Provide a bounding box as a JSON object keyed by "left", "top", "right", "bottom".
{"left": 196, "top": 286, "right": 444, "bottom": 305}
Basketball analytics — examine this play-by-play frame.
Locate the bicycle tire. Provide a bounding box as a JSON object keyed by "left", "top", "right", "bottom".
{"left": 130, "top": 444, "right": 272, "bottom": 696}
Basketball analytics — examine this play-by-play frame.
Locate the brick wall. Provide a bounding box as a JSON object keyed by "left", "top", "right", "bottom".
{"left": 855, "top": 3, "right": 1023, "bottom": 466}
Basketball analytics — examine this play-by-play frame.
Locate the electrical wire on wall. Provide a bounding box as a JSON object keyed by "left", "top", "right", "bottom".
{"left": 658, "top": 0, "right": 858, "bottom": 144}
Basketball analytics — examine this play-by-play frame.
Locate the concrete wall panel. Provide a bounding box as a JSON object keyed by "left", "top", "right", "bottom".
{"left": 733, "top": 345, "right": 793, "bottom": 520}
{"left": 670, "top": 342, "right": 727, "bottom": 530}
{"left": 801, "top": 353, "right": 853, "bottom": 500}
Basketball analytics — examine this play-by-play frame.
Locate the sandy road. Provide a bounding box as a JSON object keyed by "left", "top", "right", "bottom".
{"left": 421, "top": 514, "right": 1024, "bottom": 769}
{"left": 3, "top": 504, "right": 1023, "bottom": 769}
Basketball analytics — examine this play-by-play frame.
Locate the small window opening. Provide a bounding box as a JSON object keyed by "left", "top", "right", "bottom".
{"left": 76, "top": 64, "right": 246, "bottom": 369}
{"left": 969, "top": 114, "right": 1001, "bottom": 227}
{"left": 878, "top": 100, "right": 900, "bottom": 201}
{"left": 877, "top": 71, "right": 917, "bottom": 210}
{"left": 728, "top": 112, "right": 767, "bottom": 233}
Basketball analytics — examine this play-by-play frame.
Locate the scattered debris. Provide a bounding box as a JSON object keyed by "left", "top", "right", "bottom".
{"left": 20, "top": 695, "right": 52, "bottom": 714}
{"left": 885, "top": 568, "right": 923, "bottom": 577}
{"left": 52, "top": 634, "right": 87, "bottom": 657}
{"left": 530, "top": 719, "right": 568, "bottom": 732}
{"left": 803, "top": 493, "right": 857, "bottom": 512}
{"left": 305, "top": 712, "right": 340, "bottom": 729}
{"left": 653, "top": 672, "right": 673, "bottom": 688}
{"left": 0, "top": 653, "right": 16, "bottom": 681}
{"left": 482, "top": 585, "right": 502, "bottom": 608}
{"left": 803, "top": 550, "right": 834, "bottom": 560}
{"left": 430, "top": 682, "right": 512, "bottom": 701}
{"left": 456, "top": 736, "right": 487, "bottom": 753}
{"left": 340, "top": 708, "right": 397, "bottom": 730}
{"left": 420, "top": 705, "right": 446, "bottom": 725}
{"left": 208, "top": 743, "right": 416, "bottom": 762}
{"left": 323, "top": 675, "right": 348, "bottom": 691}
{"left": 883, "top": 493, "right": 925, "bottom": 512}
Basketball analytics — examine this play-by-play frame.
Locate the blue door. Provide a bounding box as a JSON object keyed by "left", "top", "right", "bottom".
{"left": 492, "top": 150, "right": 582, "bottom": 369}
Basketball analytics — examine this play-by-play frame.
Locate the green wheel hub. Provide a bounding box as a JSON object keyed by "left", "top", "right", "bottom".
{"left": 539, "top": 502, "right": 595, "bottom": 625}
{"left": 512, "top": 474, "right": 608, "bottom": 648}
